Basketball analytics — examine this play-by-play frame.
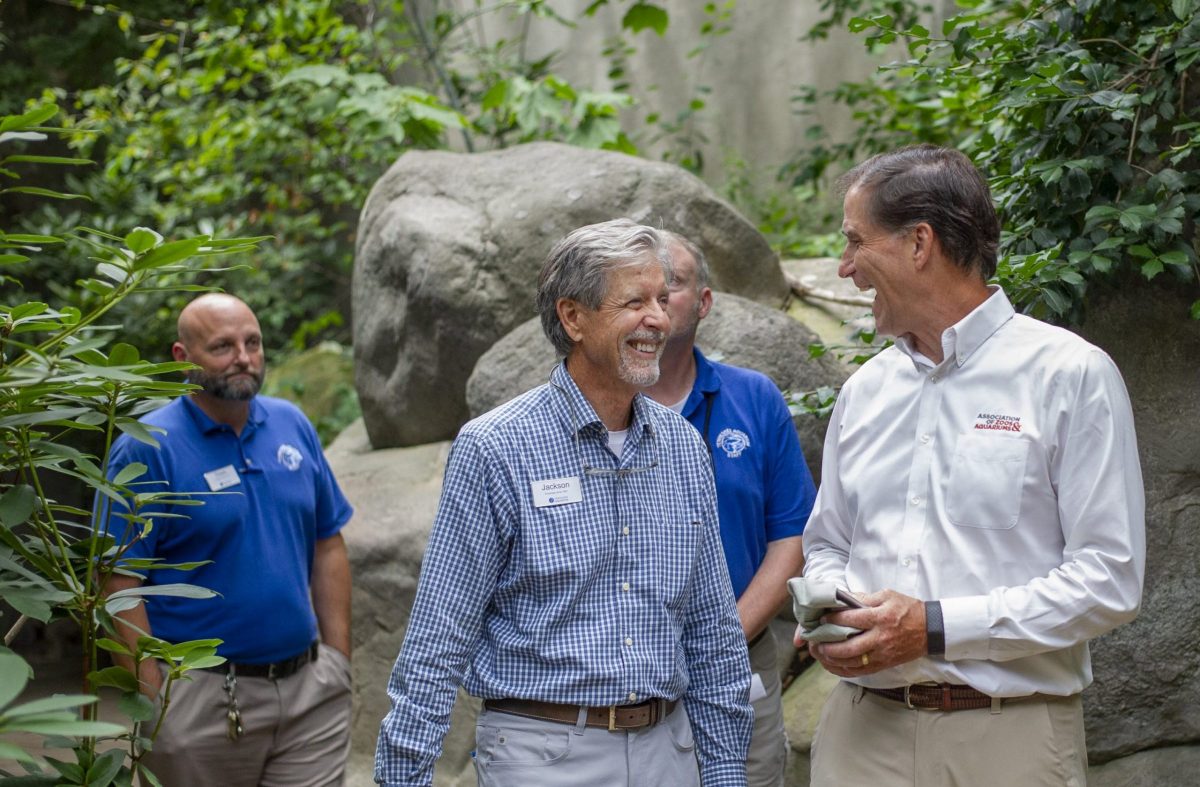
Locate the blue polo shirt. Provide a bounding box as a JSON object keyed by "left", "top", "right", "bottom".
{"left": 680, "top": 349, "right": 816, "bottom": 598}
{"left": 103, "top": 395, "right": 352, "bottom": 663}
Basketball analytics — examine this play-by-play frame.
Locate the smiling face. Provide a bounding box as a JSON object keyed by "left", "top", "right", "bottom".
{"left": 173, "top": 295, "right": 265, "bottom": 401}
{"left": 562, "top": 261, "right": 670, "bottom": 395}
{"left": 838, "top": 185, "right": 922, "bottom": 341}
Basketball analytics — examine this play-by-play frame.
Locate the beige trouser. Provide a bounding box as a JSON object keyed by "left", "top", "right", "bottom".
{"left": 811, "top": 681, "right": 1087, "bottom": 787}
{"left": 142, "top": 643, "right": 352, "bottom": 787}
{"left": 746, "top": 628, "right": 786, "bottom": 787}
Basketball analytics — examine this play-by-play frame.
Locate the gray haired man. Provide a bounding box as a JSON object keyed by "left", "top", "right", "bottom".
{"left": 375, "top": 219, "right": 753, "bottom": 786}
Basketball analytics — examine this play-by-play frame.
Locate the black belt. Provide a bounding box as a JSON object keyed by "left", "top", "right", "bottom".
{"left": 210, "top": 642, "right": 319, "bottom": 681}
{"left": 484, "top": 697, "right": 677, "bottom": 731}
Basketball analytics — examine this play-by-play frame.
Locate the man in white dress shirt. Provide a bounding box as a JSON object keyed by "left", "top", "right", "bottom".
{"left": 799, "top": 144, "right": 1145, "bottom": 787}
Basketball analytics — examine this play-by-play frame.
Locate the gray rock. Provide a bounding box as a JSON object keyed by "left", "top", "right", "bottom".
{"left": 1086, "top": 745, "right": 1200, "bottom": 787}
{"left": 353, "top": 142, "right": 790, "bottom": 449}
{"left": 465, "top": 291, "right": 848, "bottom": 482}
{"left": 1074, "top": 282, "right": 1200, "bottom": 762}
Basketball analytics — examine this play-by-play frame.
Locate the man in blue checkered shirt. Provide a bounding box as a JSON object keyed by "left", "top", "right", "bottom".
{"left": 375, "top": 219, "right": 754, "bottom": 786}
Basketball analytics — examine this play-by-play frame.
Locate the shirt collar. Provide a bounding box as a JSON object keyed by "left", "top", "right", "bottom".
{"left": 180, "top": 395, "right": 268, "bottom": 436}
{"left": 896, "top": 286, "right": 1014, "bottom": 370}
{"left": 681, "top": 347, "right": 721, "bottom": 419}
{"left": 549, "top": 361, "right": 654, "bottom": 441}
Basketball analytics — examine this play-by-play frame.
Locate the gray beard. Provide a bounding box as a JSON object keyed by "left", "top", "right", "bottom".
{"left": 187, "top": 367, "right": 265, "bottom": 401}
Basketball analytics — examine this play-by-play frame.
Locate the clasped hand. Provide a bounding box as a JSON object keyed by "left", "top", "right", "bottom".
{"left": 794, "top": 588, "right": 928, "bottom": 677}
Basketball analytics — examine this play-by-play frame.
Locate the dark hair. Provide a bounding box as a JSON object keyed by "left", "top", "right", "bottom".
{"left": 536, "top": 219, "right": 671, "bottom": 356}
{"left": 837, "top": 144, "right": 1000, "bottom": 280}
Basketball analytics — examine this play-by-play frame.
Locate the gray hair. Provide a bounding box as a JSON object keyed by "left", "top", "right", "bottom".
{"left": 536, "top": 218, "right": 672, "bottom": 356}
{"left": 838, "top": 144, "right": 1001, "bottom": 280}
{"left": 661, "top": 231, "right": 710, "bottom": 291}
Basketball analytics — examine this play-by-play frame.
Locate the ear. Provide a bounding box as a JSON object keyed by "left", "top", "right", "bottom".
{"left": 171, "top": 341, "right": 189, "bottom": 363}
{"left": 911, "top": 223, "right": 935, "bottom": 270}
{"left": 697, "top": 287, "right": 714, "bottom": 320}
{"left": 556, "top": 298, "right": 587, "bottom": 344}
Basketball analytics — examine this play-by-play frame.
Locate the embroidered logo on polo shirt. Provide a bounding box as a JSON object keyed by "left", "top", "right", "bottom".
{"left": 276, "top": 444, "right": 304, "bottom": 471}
{"left": 974, "top": 412, "right": 1022, "bottom": 433}
{"left": 715, "top": 428, "right": 751, "bottom": 458}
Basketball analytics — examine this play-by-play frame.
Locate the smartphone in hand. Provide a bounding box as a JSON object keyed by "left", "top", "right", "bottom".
{"left": 834, "top": 587, "right": 865, "bottom": 609}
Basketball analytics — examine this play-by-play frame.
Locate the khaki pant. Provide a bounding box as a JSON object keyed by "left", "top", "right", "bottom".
{"left": 746, "top": 628, "right": 786, "bottom": 787}
{"left": 811, "top": 681, "right": 1087, "bottom": 787}
{"left": 142, "top": 643, "right": 352, "bottom": 787}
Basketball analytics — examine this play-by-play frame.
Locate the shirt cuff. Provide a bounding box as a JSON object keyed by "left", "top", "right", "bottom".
{"left": 939, "top": 595, "right": 991, "bottom": 661}
{"left": 700, "top": 760, "right": 750, "bottom": 787}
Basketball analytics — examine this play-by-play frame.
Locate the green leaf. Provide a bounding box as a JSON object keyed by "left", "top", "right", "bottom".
{"left": 86, "top": 666, "right": 140, "bottom": 692}
{"left": 124, "top": 227, "right": 163, "bottom": 254}
{"left": 132, "top": 237, "right": 206, "bottom": 271}
{"left": 1191, "top": 300, "right": 1200, "bottom": 320}
{"left": 0, "top": 739, "right": 38, "bottom": 764}
{"left": 0, "top": 186, "right": 87, "bottom": 200}
{"left": 0, "top": 154, "right": 92, "bottom": 166}
{"left": 0, "top": 651, "right": 30, "bottom": 709}
{"left": 114, "top": 418, "right": 162, "bottom": 447}
{"left": 108, "top": 342, "right": 140, "bottom": 366}
{"left": 0, "top": 104, "right": 57, "bottom": 133}
{"left": 117, "top": 690, "right": 155, "bottom": 722}
{"left": 2, "top": 694, "right": 98, "bottom": 716}
{"left": 8, "top": 718, "right": 127, "bottom": 736}
{"left": 96, "top": 638, "right": 133, "bottom": 656}
{"left": 85, "top": 747, "right": 125, "bottom": 785}
{"left": 112, "top": 462, "right": 148, "bottom": 486}
{"left": 1141, "top": 259, "right": 1164, "bottom": 279}
{"left": 107, "top": 583, "right": 219, "bottom": 602}
{"left": 0, "top": 484, "right": 37, "bottom": 528}
{"left": 1172, "top": 0, "right": 1197, "bottom": 21}
{"left": 621, "top": 3, "right": 669, "bottom": 35}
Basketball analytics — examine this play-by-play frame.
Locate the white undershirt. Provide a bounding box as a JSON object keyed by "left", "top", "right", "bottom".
{"left": 606, "top": 428, "right": 628, "bottom": 458}
{"left": 666, "top": 394, "right": 688, "bottom": 414}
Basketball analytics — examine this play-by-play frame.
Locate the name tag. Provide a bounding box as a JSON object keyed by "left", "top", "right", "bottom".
{"left": 204, "top": 464, "right": 241, "bottom": 492}
{"left": 530, "top": 476, "right": 582, "bottom": 508}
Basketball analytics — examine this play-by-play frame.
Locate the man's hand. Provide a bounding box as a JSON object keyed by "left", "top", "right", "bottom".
{"left": 803, "top": 589, "right": 928, "bottom": 677}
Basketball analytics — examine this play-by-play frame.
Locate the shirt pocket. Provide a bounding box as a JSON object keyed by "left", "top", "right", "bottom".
{"left": 945, "top": 433, "right": 1029, "bottom": 530}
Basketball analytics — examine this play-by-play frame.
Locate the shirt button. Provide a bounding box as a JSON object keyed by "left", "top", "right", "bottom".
{"left": 622, "top": 526, "right": 630, "bottom": 536}
{"left": 621, "top": 582, "right": 630, "bottom": 592}
{"left": 628, "top": 692, "right": 638, "bottom": 702}
{"left": 910, "top": 495, "right": 921, "bottom": 505}
{"left": 920, "top": 434, "right": 931, "bottom": 444}
{"left": 624, "top": 637, "right": 633, "bottom": 646}
{"left": 903, "top": 558, "right": 912, "bottom": 567}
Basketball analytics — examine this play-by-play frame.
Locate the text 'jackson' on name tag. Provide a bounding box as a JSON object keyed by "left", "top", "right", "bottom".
{"left": 531, "top": 476, "right": 582, "bottom": 508}
{"left": 204, "top": 464, "right": 241, "bottom": 492}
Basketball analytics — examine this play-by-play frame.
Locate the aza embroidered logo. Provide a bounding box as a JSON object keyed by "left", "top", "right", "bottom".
{"left": 973, "top": 412, "right": 1022, "bottom": 433}
{"left": 715, "top": 428, "right": 751, "bottom": 458}
{"left": 276, "top": 443, "right": 304, "bottom": 471}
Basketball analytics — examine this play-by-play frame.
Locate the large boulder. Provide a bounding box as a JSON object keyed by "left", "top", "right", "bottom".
{"left": 465, "top": 291, "right": 848, "bottom": 482}
{"left": 353, "top": 142, "right": 790, "bottom": 449}
{"left": 1074, "top": 282, "right": 1200, "bottom": 761}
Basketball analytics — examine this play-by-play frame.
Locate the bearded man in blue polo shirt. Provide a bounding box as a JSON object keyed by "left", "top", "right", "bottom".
{"left": 645, "top": 232, "right": 816, "bottom": 786}
{"left": 102, "top": 293, "right": 354, "bottom": 787}
{"left": 375, "top": 219, "right": 753, "bottom": 787}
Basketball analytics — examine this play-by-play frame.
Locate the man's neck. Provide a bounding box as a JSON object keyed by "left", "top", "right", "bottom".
{"left": 643, "top": 336, "right": 697, "bottom": 407}
{"left": 563, "top": 359, "right": 638, "bottom": 431}
{"left": 190, "top": 392, "right": 253, "bottom": 435}
{"left": 908, "top": 281, "right": 992, "bottom": 363}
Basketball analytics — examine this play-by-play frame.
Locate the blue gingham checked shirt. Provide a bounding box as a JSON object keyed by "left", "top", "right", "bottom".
{"left": 375, "top": 362, "right": 752, "bottom": 786}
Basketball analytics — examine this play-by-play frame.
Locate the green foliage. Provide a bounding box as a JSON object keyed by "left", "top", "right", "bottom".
{"left": 791, "top": 0, "right": 1200, "bottom": 324}
{"left": 2, "top": 104, "right": 244, "bottom": 783}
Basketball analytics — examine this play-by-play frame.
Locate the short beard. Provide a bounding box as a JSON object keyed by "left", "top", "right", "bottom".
{"left": 187, "top": 367, "right": 264, "bottom": 401}
{"left": 618, "top": 330, "right": 664, "bottom": 387}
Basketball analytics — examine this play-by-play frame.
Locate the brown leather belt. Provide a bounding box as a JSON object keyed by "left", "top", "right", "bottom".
{"left": 483, "top": 697, "right": 677, "bottom": 731}
{"left": 863, "top": 683, "right": 1052, "bottom": 712}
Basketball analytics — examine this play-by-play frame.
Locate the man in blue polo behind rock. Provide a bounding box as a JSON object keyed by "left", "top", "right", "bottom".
{"left": 644, "top": 231, "right": 815, "bottom": 786}
{"left": 102, "top": 293, "right": 354, "bottom": 787}
{"left": 374, "top": 218, "right": 753, "bottom": 786}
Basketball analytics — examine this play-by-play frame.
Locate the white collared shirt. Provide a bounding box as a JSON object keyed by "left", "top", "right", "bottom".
{"left": 804, "top": 287, "right": 1146, "bottom": 696}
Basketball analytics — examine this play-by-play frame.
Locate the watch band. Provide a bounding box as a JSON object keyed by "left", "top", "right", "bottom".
{"left": 925, "top": 600, "right": 945, "bottom": 656}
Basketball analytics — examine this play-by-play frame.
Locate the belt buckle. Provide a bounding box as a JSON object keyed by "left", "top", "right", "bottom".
{"left": 607, "top": 705, "right": 617, "bottom": 732}
{"left": 267, "top": 662, "right": 279, "bottom": 681}
{"left": 903, "top": 685, "right": 916, "bottom": 709}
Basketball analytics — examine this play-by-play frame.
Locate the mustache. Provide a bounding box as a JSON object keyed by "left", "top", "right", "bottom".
{"left": 626, "top": 330, "right": 665, "bottom": 343}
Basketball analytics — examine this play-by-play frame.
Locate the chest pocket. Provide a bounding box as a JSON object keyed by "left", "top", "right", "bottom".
{"left": 945, "top": 433, "right": 1029, "bottom": 530}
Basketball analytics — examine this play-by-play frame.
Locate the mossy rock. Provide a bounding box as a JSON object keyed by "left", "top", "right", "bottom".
{"left": 263, "top": 342, "right": 360, "bottom": 445}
